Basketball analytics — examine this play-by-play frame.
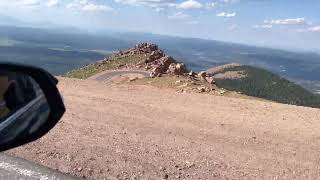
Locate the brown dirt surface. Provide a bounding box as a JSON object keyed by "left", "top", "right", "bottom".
{"left": 206, "top": 63, "right": 242, "bottom": 75}
{"left": 213, "top": 70, "right": 247, "bottom": 80}
{"left": 6, "top": 77, "right": 320, "bottom": 180}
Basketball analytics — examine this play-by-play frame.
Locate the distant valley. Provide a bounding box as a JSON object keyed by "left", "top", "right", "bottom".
{"left": 0, "top": 25, "right": 320, "bottom": 93}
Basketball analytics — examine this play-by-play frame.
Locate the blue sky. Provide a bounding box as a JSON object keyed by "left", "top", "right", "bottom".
{"left": 0, "top": 0, "right": 320, "bottom": 52}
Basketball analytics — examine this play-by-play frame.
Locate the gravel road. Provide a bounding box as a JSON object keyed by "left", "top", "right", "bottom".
{"left": 89, "top": 70, "right": 149, "bottom": 82}
{"left": 7, "top": 78, "right": 320, "bottom": 180}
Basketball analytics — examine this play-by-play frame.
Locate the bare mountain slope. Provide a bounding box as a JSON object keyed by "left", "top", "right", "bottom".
{"left": 6, "top": 77, "right": 320, "bottom": 179}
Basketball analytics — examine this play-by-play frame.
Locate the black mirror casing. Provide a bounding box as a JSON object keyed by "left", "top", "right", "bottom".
{"left": 0, "top": 63, "right": 65, "bottom": 152}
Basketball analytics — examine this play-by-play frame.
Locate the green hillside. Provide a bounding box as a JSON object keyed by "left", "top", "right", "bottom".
{"left": 214, "top": 65, "right": 320, "bottom": 108}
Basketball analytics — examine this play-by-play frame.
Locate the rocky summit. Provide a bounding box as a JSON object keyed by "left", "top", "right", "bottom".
{"left": 67, "top": 42, "right": 217, "bottom": 87}
{"left": 104, "top": 42, "right": 188, "bottom": 78}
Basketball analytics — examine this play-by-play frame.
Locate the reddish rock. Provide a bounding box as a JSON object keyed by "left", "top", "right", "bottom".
{"left": 159, "top": 56, "right": 176, "bottom": 70}
{"left": 168, "top": 63, "right": 187, "bottom": 75}
{"left": 150, "top": 65, "right": 164, "bottom": 78}
{"left": 168, "top": 63, "right": 177, "bottom": 74}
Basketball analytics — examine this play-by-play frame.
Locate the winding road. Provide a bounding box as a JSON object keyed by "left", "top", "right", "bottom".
{"left": 89, "top": 70, "right": 150, "bottom": 82}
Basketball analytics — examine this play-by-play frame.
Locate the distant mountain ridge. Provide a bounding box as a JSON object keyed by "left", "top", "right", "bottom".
{"left": 66, "top": 42, "right": 320, "bottom": 108}
{"left": 210, "top": 64, "right": 320, "bottom": 108}
{"left": 1, "top": 25, "right": 320, "bottom": 93}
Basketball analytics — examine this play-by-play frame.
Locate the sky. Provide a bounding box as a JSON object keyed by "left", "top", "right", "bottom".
{"left": 0, "top": 0, "right": 320, "bottom": 52}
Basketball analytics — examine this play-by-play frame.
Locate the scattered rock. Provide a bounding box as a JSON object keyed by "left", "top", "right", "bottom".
{"left": 145, "top": 65, "right": 151, "bottom": 70}
{"left": 175, "top": 80, "right": 183, "bottom": 85}
{"left": 160, "top": 56, "right": 176, "bottom": 70}
{"left": 176, "top": 63, "right": 187, "bottom": 75}
{"left": 188, "top": 70, "right": 195, "bottom": 77}
{"left": 177, "top": 89, "right": 187, "bottom": 93}
{"left": 159, "top": 166, "right": 166, "bottom": 171}
{"left": 163, "top": 174, "right": 169, "bottom": 179}
{"left": 65, "top": 153, "right": 73, "bottom": 161}
{"left": 185, "top": 161, "right": 196, "bottom": 168}
{"left": 205, "top": 76, "right": 215, "bottom": 84}
{"left": 197, "top": 87, "right": 206, "bottom": 92}
{"left": 178, "top": 83, "right": 189, "bottom": 88}
{"left": 129, "top": 77, "right": 139, "bottom": 82}
{"left": 197, "top": 86, "right": 211, "bottom": 93}
{"left": 168, "top": 63, "right": 177, "bottom": 74}
{"left": 117, "top": 64, "right": 125, "bottom": 68}
{"left": 168, "top": 63, "right": 187, "bottom": 75}
{"left": 88, "top": 168, "right": 94, "bottom": 175}
{"left": 219, "top": 90, "right": 227, "bottom": 95}
{"left": 147, "top": 50, "right": 164, "bottom": 62}
{"left": 150, "top": 65, "right": 163, "bottom": 78}
{"left": 198, "top": 71, "right": 207, "bottom": 81}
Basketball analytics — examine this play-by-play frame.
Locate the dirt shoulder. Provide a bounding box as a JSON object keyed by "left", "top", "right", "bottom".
{"left": 7, "top": 78, "right": 320, "bottom": 180}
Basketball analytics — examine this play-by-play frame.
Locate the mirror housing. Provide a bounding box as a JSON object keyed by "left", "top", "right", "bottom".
{"left": 0, "top": 63, "right": 65, "bottom": 152}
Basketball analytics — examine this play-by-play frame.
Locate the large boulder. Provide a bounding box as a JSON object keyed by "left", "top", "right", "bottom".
{"left": 205, "top": 77, "right": 215, "bottom": 84}
{"left": 134, "top": 43, "right": 159, "bottom": 54}
{"left": 168, "top": 63, "right": 187, "bottom": 75}
{"left": 150, "top": 65, "right": 164, "bottom": 78}
{"left": 198, "top": 71, "right": 207, "bottom": 81}
{"left": 168, "top": 63, "right": 176, "bottom": 74}
{"left": 149, "top": 56, "right": 176, "bottom": 78}
{"left": 145, "top": 50, "right": 165, "bottom": 63}
{"left": 176, "top": 63, "right": 187, "bottom": 74}
{"left": 159, "top": 56, "right": 176, "bottom": 70}
{"left": 148, "top": 44, "right": 159, "bottom": 51}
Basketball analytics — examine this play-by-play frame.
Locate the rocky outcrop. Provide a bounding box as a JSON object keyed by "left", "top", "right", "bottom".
{"left": 99, "top": 42, "right": 217, "bottom": 89}
{"left": 197, "top": 71, "right": 215, "bottom": 84}
{"left": 198, "top": 71, "right": 207, "bottom": 81}
{"left": 168, "top": 63, "right": 187, "bottom": 75}
{"left": 105, "top": 42, "right": 188, "bottom": 77}
{"left": 145, "top": 50, "right": 165, "bottom": 63}
{"left": 67, "top": 42, "right": 218, "bottom": 93}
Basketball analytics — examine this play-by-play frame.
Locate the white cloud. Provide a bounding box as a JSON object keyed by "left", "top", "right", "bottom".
{"left": 20, "top": 0, "right": 41, "bottom": 6}
{"left": 265, "top": 18, "right": 306, "bottom": 25}
{"left": 307, "top": 26, "right": 320, "bottom": 32}
{"left": 186, "top": 20, "right": 199, "bottom": 24}
{"left": 155, "top": 7, "right": 164, "bottom": 12}
{"left": 221, "top": 0, "right": 240, "bottom": 4}
{"left": 228, "top": 24, "right": 238, "bottom": 30}
{"left": 67, "top": 0, "right": 113, "bottom": 12}
{"left": 204, "top": 2, "right": 216, "bottom": 9}
{"left": 168, "top": 12, "right": 190, "bottom": 20}
{"left": 45, "top": 0, "right": 59, "bottom": 7}
{"left": 208, "top": 2, "right": 216, "bottom": 7}
{"left": 297, "top": 26, "right": 320, "bottom": 33}
{"left": 176, "top": 0, "right": 203, "bottom": 9}
{"left": 82, "top": 4, "right": 113, "bottom": 12}
{"left": 253, "top": 24, "right": 273, "bottom": 29}
{"left": 115, "top": 0, "right": 206, "bottom": 11}
{"left": 115, "top": 0, "right": 175, "bottom": 7}
{"left": 216, "top": 12, "right": 236, "bottom": 18}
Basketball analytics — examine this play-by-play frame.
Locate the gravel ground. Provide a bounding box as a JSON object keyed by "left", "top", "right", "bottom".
{"left": 7, "top": 77, "right": 320, "bottom": 180}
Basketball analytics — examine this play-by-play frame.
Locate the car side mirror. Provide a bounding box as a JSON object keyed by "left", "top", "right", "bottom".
{"left": 0, "top": 63, "right": 65, "bottom": 152}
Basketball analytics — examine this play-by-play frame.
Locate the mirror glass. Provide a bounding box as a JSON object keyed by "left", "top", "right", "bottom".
{"left": 0, "top": 70, "right": 50, "bottom": 146}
